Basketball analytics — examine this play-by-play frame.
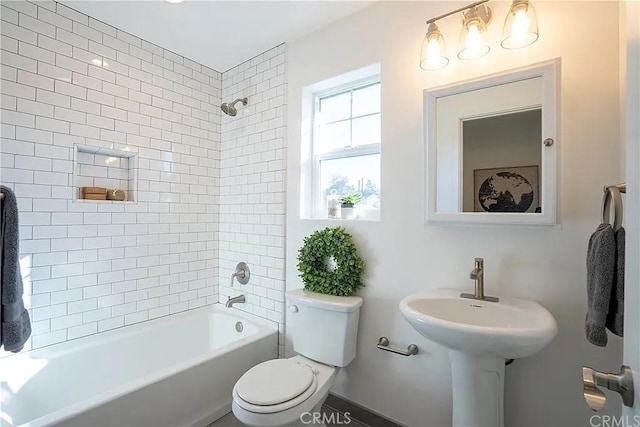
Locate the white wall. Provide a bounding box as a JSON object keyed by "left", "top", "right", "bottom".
{"left": 286, "top": 1, "right": 622, "bottom": 426}
{"left": 219, "top": 46, "right": 287, "bottom": 356}
{"left": 0, "top": 0, "right": 221, "bottom": 352}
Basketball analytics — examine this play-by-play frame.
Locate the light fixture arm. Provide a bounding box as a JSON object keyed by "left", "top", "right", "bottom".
{"left": 426, "top": 0, "right": 490, "bottom": 24}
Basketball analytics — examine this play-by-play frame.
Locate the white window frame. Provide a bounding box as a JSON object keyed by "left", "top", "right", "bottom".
{"left": 310, "top": 76, "right": 381, "bottom": 219}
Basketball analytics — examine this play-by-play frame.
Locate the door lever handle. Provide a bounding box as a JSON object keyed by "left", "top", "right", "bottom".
{"left": 582, "top": 365, "right": 634, "bottom": 410}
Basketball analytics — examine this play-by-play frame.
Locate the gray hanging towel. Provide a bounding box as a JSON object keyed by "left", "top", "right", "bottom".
{"left": 606, "top": 227, "right": 625, "bottom": 336}
{"left": 585, "top": 223, "right": 616, "bottom": 347}
{"left": 1, "top": 186, "right": 31, "bottom": 352}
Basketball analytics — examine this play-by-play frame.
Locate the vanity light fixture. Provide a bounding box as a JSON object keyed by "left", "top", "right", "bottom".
{"left": 419, "top": 0, "right": 539, "bottom": 70}
{"left": 420, "top": 23, "right": 449, "bottom": 70}
{"left": 501, "top": 0, "right": 539, "bottom": 49}
{"left": 457, "top": 5, "right": 491, "bottom": 60}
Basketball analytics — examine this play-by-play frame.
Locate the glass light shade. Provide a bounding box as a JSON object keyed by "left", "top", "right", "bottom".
{"left": 501, "top": 0, "right": 539, "bottom": 49}
{"left": 420, "top": 23, "right": 449, "bottom": 70}
{"left": 457, "top": 15, "right": 490, "bottom": 60}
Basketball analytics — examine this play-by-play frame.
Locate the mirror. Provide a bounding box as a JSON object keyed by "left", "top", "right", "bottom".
{"left": 424, "top": 60, "right": 559, "bottom": 225}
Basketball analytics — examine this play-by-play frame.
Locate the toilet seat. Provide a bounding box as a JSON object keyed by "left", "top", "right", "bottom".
{"left": 233, "top": 359, "right": 319, "bottom": 414}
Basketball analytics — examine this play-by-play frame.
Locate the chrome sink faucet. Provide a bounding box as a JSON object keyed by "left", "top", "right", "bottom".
{"left": 226, "top": 294, "right": 246, "bottom": 308}
{"left": 460, "top": 258, "right": 499, "bottom": 303}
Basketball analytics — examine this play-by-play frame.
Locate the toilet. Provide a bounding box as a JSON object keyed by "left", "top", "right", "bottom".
{"left": 231, "top": 289, "right": 363, "bottom": 427}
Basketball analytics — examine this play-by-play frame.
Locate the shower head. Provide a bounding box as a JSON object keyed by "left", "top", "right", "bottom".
{"left": 220, "top": 97, "right": 248, "bottom": 116}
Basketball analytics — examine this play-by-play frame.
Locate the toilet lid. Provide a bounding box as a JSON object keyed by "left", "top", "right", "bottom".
{"left": 236, "top": 359, "right": 315, "bottom": 406}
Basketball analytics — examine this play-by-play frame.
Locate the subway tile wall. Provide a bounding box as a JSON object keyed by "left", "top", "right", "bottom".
{"left": 0, "top": 0, "right": 223, "bottom": 352}
{"left": 219, "top": 46, "right": 287, "bottom": 356}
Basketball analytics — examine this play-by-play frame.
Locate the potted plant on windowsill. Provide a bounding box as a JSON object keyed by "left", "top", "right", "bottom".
{"left": 340, "top": 193, "right": 362, "bottom": 220}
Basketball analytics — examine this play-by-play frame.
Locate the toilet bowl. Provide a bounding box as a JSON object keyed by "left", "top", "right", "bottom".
{"left": 232, "top": 355, "right": 336, "bottom": 427}
{"left": 232, "top": 289, "right": 363, "bottom": 427}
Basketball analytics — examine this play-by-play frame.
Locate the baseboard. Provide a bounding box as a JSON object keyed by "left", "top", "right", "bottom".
{"left": 324, "top": 393, "right": 404, "bottom": 427}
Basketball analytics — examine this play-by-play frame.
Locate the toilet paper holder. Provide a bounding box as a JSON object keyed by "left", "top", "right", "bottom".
{"left": 377, "top": 337, "right": 419, "bottom": 357}
{"left": 582, "top": 365, "right": 634, "bottom": 411}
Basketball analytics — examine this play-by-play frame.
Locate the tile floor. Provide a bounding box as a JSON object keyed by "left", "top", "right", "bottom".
{"left": 209, "top": 405, "right": 368, "bottom": 427}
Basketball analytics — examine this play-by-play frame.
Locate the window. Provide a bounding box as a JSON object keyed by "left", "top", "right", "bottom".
{"left": 312, "top": 79, "right": 381, "bottom": 219}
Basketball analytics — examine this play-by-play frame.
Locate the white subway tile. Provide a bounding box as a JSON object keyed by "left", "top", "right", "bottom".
{"left": 82, "top": 307, "right": 110, "bottom": 323}
{"left": 50, "top": 289, "right": 83, "bottom": 304}
{"left": 32, "top": 303, "right": 67, "bottom": 321}
{"left": 56, "top": 27, "right": 88, "bottom": 50}
{"left": 38, "top": 34, "right": 72, "bottom": 57}
{"left": 67, "top": 322, "right": 97, "bottom": 339}
{"left": 38, "top": 7, "right": 72, "bottom": 31}
{"left": 71, "top": 98, "right": 100, "bottom": 115}
{"left": 1, "top": 64, "right": 18, "bottom": 83}
{"left": 16, "top": 98, "right": 53, "bottom": 118}
{"left": 98, "top": 316, "right": 124, "bottom": 332}
{"left": 68, "top": 298, "right": 97, "bottom": 314}
{"left": 56, "top": 53, "right": 88, "bottom": 74}
{"left": 1, "top": 5, "right": 19, "bottom": 23}
{"left": 115, "top": 74, "right": 140, "bottom": 91}
{"left": 1, "top": 21, "right": 37, "bottom": 45}
{"left": 51, "top": 262, "right": 83, "bottom": 278}
{"left": 32, "top": 329, "right": 67, "bottom": 347}
{"left": 56, "top": 3, "right": 88, "bottom": 25}
{"left": 14, "top": 154, "right": 51, "bottom": 172}
{"left": 72, "top": 21, "right": 102, "bottom": 43}
{"left": 102, "top": 81, "right": 128, "bottom": 98}
{"left": 2, "top": 110, "right": 35, "bottom": 128}
{"left": 54, "top": 106, "right": 85, "bottom": 124}
{"left": 38, "top": 62, "right": 72, "bottom": 82}
{"left": 87, "top": 64, "right": 115, "bottom": 83}
{"left": 51, "top": 313, "right": 83, "bottom": 330}
{"left": 88, "top": 17, "right": 116, "bottom": 37}
{"left": 72, "top": 73, "right": 101, "bottom": 91}
{"left": 54, "top": 80, "right": 86, "bottom": 99}
{"left": 35, "top": 116, "right": 69, "bottom": 134}
{"left": 125, "top": 311, "right": 148, "bottom": 325}
{"left": 36, "top": 88, "right": 70, "bottom": 108}
{"left": 87, "top": 89, "right": 115, "bottom": 106}
{"left": 17, "top": 69, "right": 54, "bottom": 90}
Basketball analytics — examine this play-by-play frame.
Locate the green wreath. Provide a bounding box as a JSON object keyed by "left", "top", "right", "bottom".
{"left": 296, "top": 226, "right": 365, "bottom": 296}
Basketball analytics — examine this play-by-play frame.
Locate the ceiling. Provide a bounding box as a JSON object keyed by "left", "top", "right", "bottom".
{"left": 61, "top": 1, "right": 373, "bottom": 72}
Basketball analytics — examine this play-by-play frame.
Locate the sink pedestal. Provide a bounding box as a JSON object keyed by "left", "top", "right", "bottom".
{"left": 449, "top": 351, "right": 505, "bottom": 427}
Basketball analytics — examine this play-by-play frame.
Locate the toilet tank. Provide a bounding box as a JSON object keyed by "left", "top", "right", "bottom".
{"left": 286, "top": 289, "right": 363, "bottom": 367}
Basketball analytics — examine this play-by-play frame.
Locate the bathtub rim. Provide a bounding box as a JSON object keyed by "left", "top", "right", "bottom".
{"left": 2, "top": 304, "right": 278, "bottom": 427}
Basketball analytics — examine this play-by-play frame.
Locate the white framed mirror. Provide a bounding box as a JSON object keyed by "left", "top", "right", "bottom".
{"left": 424, "top": 59, "right": 559, "bottom": 226}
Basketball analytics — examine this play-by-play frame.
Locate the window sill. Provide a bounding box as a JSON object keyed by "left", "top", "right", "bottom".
{"left": 303, "top": 211, "right": 380, "bottom": 222}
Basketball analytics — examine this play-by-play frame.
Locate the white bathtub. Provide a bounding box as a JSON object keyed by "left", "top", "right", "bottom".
{"left": 0, "top": 305, "right": 278, "bottom": 427}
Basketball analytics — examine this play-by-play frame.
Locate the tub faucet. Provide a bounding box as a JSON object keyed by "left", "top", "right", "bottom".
{"left": 226, "top": 294, "right": 246, "bottom": 308}
{"left": 460, "top": 258, "right": 499, "bottom": 302}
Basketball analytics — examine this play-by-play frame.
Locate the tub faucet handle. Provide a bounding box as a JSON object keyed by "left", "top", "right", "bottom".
{"left": 230, "top": 262, "right": 250, "bottom": 287}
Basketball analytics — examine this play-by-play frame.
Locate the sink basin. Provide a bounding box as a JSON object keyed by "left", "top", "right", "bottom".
{"left": 399, "top": 290, "right": 557, "bottom": 359}
{"left": 400, "top": 290, "right": 558, "bottom": 427}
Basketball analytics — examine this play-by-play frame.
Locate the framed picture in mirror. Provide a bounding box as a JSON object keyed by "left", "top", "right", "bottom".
{"left": 473, "top": 165, "right": 539, "bottom": 213}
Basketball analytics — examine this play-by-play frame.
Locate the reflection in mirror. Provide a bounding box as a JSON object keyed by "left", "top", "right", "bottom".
{"left": 424, "top": 59, "right": 559, "bottom": 226}
{"left": 462, "top": 109, "right": 541, "bottom": 213}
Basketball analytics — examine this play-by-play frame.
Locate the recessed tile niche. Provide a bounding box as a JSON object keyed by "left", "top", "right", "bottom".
{"left": 73, "top": 145, "right": 138, "bottom": 202}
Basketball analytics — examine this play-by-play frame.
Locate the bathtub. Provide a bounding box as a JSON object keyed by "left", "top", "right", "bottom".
{"left": 0, "top": 305, "right": 278, "bottom": 427}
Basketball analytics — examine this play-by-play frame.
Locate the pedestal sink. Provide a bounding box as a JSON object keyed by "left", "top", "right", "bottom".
{"left": 400, "top": 290, "right": 557, "bottom": 427}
